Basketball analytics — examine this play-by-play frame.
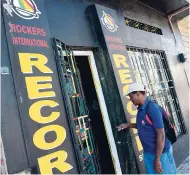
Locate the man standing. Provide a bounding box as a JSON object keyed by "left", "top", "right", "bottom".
{"left": 117, "top": 83, "right": 176, "bottom": 174}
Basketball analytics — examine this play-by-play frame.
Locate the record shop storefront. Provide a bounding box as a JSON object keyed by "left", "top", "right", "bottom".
{"left": 1, "top": 0, "right": 187, "bottom": 174}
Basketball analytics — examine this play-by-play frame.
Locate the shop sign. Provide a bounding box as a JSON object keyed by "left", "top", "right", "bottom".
{"left": 2, "top": 0, "right": 78, "bottom": 174}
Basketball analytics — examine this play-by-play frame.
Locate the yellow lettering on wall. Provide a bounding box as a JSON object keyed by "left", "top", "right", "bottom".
{"left": 33, "top": 125, "right": 66, "bottom": 150}
{"left": 123, "top": 84, "right": 132, "bottom": 99}
{"left": 18, "top": 53, "right": 53, "bottom": 74}
{"left": 38, "top": 150, "right": 73, "bottom": 174}
{"left": 118, "top": 70, "right": 133, "bottom": 84}
{"left": 130, "top": 118, "right": 137, "bottom": 134}
{"left": 113, "top": 54, "right": 129, "bottom": 68}
{"left": 29, "top": 100, "right": 60, "bottom": 124}
{"left": 123, "top": 84, "right": 130, "bottom": 95}
{"left": 127, "top": 101, "right": 137, "bottom": 115}
{"left": 112, "top": 53, "right": 144, "bottom": 163}
{"left": 25, "top": 76, "right": 55, "bottom": 99}
{"left": 135, "top": 136, "right": 143, "bottom": 151}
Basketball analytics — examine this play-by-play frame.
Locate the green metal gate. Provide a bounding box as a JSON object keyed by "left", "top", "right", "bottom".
{"left": 53, "top": 38, "right": 101, "bottom": 174}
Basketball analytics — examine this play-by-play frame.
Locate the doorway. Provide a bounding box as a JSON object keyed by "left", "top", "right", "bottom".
{"left": 53, "top": 39, "right": 121, "bottom": 174}
{"left": 73, "top": 51, "right": 122, "bottom": 174}
{"left": 74, "top": 55, "right": 113, "bottom": 173}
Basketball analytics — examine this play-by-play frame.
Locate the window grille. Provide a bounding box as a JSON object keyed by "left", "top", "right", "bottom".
{"left": 127, "top": 47, "right": 186, "bottom": 137}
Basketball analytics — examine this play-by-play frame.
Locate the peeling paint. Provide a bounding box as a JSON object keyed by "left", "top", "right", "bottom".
{"left": 0, "top": 67, "right": 10, "bottom": 75}
{"left": 0, "top": 136, "right": 8, "bottom": 174}
{"left": 19, "top": 92, "right": 23, "bottom": 104}
{"left": 3, "top": 1, "right": 13, "bottom": 17}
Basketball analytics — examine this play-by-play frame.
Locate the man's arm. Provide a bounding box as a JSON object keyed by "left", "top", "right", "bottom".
{"left": 117, "top": 123, "right": 137, "bottom": 131}
{"left": 148, "top": 103, "right": 165, "bottom": 173}
{"left": 154, "top": 128, "right": 165, "bottom": 173}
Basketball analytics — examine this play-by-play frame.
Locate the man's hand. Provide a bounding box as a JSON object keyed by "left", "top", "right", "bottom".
{"left": 155, "top": 128, "right": 165, "bottom": 173}
{"left": 154, "top": 158, "right": 163, "bottom": 173}
{"left": 117, "top": 123, "right": 130, "bottom": 131}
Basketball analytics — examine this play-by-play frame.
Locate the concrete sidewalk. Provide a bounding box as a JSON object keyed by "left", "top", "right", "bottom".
{"left": 177, "top": 156, "right": 190, "bottom": 174}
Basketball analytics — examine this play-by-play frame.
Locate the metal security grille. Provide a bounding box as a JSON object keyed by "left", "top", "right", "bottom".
{"left": 126, "top": 47, "right": 186, "bottom": 137}
{"left": 53, "top": 39, "right": 101, "bottom": 174}
{"left": 125, "top": 18, "right": 163, "bottom": 35}
{"left": 93, "top": 48, "right": 139, "bottom": 174}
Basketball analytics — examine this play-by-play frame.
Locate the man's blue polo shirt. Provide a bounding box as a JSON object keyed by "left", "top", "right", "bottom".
{"left": 137, "top": 97, "right": 171, "bottom": 154}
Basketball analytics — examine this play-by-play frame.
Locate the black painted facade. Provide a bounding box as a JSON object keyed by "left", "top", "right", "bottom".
{"left": 1, "top": 0, "right": 189, "bottom": 174}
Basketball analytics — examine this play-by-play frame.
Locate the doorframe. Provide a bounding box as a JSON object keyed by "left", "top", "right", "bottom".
{"left": 73, "top": 51, "right": 122, "bottom": 174}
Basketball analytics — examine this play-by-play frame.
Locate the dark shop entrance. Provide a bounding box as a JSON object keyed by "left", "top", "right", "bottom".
{"left": 53, "top": 39, "right": 119, "bottom": 174}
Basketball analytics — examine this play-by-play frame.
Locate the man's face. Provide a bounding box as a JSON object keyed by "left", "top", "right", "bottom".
{"left": 128, "top": 92, "right": 141, "bottom": 106}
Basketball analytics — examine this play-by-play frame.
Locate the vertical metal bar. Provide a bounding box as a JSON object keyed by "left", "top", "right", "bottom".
{"left": 133, "top": 49, "right": 147, "bottom": 84}
{"left": 68, "top": 50, "right": 87, "bottom": 118}
{"left": 137, "top": 48, "right": 155, "bottom": 98}
{"left": 77, "top": 71, "right": 89, "bottom": 115}
{"left": 157, "top": 51, "right": 184, "bottom": 135}
{"left": 137, "top": 49, "right": 153, "bottom": 97}
{"left": 53, "top": 39, "right": 84, "bottom": 173}
{"left": 63, "top": 45, "right": 83, "bottom": 117}
{"left": 53, "top": 39, "right": 102, "bottom": 173}
{"left": 152, "top": 51, "right": 166, "bottom": 107}
{"left": 156, "top": 51, "right": 171, "bottom": 108}
{"left": 126, "top": 46, "right": 186, "bottom": 136}
{"left": 71, "top": 51, "right": 89, "bottom": 115}
{"left": 150, "top": 51, "right": 166, "bottom": 108}
{"left": 146, "top": 50, "right": 160, "bottom": 99}
{"left": 156, "top": 51, "right": 168, "bottom": 83}
{"left": 128, "top": 50, "right": 144, "bottom": 84}
{"left": 170, "top": 87, "right": 184, "bottom": 134}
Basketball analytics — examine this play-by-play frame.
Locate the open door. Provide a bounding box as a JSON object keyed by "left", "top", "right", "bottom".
{"left": 53, "top": 39, "right": 121, "bottom": 174}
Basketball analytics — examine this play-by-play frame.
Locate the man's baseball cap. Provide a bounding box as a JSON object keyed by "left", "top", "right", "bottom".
{"left": 123, "top": 83, "right": 145, "bottom": 96}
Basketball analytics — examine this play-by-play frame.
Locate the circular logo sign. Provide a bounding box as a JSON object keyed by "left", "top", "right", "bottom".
{"left": 101, "top": 11, "right": 118, "bottom": 32}
{"left": 8, "top": 0, "right": 41, "bottom": 20}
